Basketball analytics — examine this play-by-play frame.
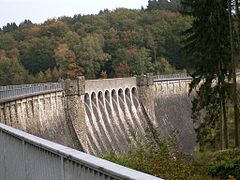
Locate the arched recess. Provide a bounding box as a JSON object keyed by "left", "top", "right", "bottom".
{"left": 131, "top": 87, "right": 137, "bottom": 96}
{"left": 125, "top": 88, "right": 130, "bottom": 99}
{"left": 91, "top": 92, "right": 97, "bottom": 104}
{"left": 104, "top": 90, "right": 110, "bottom": 102}
{"left": 84, "top": 93, "right": 90, "bottom": 105}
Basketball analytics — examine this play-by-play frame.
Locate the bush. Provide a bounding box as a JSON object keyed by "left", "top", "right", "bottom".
{"left": 207, "top": 148, "right": 240, "bottom": 179}
{"left": 100, "top": 128, "right": 203, "bottom": 179}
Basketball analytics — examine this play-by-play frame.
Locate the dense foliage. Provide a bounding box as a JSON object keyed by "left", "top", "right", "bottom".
{"left": 207, "top": 148, "right": 240, "bottom": 179}
{"left": 0, "top": 0, "right": 191, "bottom": 85}
{"left": 101, "top": 128, "right": 218, "bottom": 179}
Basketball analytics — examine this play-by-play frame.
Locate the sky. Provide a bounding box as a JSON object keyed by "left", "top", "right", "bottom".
{"left": 0, "top": 0, "right": 149, "bottom": 28}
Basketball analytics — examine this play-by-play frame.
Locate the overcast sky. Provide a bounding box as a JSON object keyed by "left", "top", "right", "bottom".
{"left": 0, "top": 0, "right": 149, "bottom": 27}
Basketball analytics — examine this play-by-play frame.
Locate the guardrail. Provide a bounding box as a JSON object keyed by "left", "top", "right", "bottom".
{"left": 154, "top": 74, "right": 192, "bottom": 82}
{"left": 0, "top": 82, "right": 62, "bottom": 100}
{"left": 0, "top": 123, "right": 162, "bottom": 180}
{"left": 0, "top": 84, "right": 42, "bottom": 91}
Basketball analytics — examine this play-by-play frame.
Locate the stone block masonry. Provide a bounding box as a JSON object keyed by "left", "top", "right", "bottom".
{"left": 0, "top": 91, "right": 77, "bottom": 149}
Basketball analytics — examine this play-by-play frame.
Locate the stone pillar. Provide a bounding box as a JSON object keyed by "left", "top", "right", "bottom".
{"left": 62, "top": 76, "right": 87, "bottom": 151}
{"left": 136, "top": 73, "right": 156, "bottom": 126}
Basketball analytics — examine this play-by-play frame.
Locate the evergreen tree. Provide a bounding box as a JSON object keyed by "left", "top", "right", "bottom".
{"left": 182, "top": 0, "right": 232, "bottom": 149}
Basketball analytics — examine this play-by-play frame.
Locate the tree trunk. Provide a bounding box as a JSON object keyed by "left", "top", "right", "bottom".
{"left": 228, "top": 0, "right": 239, "bottom": 147}
{"left": 235, "top": 0, "right": 240, "bottom": 33}
{"left": 220, "top": 103, "right": 225, "bottom": 150}
{"left": 222, "top": 98, "right": 229, "bottom": 149}
{"left": 234, "top": 0, "right": 240, "bottom": 147}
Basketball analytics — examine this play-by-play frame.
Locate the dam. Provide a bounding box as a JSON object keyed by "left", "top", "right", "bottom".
{"left": 0, "top": 74, "right": 195, "bottom": 156}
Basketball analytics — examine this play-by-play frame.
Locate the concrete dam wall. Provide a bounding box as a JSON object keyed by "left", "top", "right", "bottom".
{"left": 0, "top": 75, "right": 195, "bottom": 155}
{"left": 152, "top": 77, "right": 195, "bottom": 154}
{"left": 83, "top": 77, "right": 149, "bottom": 154}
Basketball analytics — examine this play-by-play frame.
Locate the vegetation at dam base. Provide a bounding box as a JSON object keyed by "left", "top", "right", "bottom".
{"left": 100, "top": 127, "right": 240, "bottom": 180}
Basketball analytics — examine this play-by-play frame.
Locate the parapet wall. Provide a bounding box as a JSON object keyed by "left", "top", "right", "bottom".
{"left": 85, "top": 77, "right": 136, "bottom": 94}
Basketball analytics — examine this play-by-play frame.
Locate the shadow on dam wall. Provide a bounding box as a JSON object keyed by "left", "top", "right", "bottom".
{"left": 137, "top": 76, "right": 196, "bottom": 155}
{"left": 154, "top": 93, "right": 195, "bottom": 154}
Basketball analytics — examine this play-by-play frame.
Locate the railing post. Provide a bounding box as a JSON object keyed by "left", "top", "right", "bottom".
{"left": 1, "top": 130, "right": 7, "bottom": 180}
{"left": 22, "top": 140, "right": 28, "bottom": 180}
{"left": 61, "top": 156, "right": 65, "bottom": 180}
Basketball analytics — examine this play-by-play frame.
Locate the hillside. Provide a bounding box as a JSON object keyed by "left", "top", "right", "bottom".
{"left": 0, "top": 0, "right": 191, "bottom": 85}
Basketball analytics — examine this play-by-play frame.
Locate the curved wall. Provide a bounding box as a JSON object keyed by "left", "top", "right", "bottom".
{"left": 0, "top": 91, "right": 77, "bottom": 149}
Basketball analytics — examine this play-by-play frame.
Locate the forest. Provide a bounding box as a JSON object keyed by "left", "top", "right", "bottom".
{"left": 0, "top": 0, "right": 188, "bottom": 85}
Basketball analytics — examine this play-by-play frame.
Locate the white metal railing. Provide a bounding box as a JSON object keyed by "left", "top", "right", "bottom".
{"left": 154, "top": 72, "right": 240, "bottom": 82}
{"left": 154, "top": 74, "right": 191, "bottom": 82}
{"left": 0, "top": 123, "right": 163, "bottom": 180}
{"left": 0, "top": 83, "right": 62, "bottom": 100}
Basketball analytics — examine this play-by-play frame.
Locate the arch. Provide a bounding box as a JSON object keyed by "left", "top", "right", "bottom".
{"left": 97, "top": 91, "right": 104, "bottom": 105}
{"left": 111, "top": 89, "right": 117, "bottom": 102}
{"left": 131, "top": 87, "right": 137, "bottom": 96}
{"left": 118, "top": 88, "right": 125, "bottom": 106}
{"left": 104, "top": 90, "right": 110, "bottom": 102}
{"left": 118, "top": 88, "right": 123, "bottom": 96}
{"left": 84, "top": 93, "right": 90, "bottom": 104}
{"left": 125, "top": 88, "right": 130, "bottom": 98}
{"left": 98, "top": 91, "right": 103, "bottom": 99}
{"left": 111, "top": 89, "right": 117, "bottom": 97}
{"left": 91, "top": 92, "right": 97, "bottom": 104}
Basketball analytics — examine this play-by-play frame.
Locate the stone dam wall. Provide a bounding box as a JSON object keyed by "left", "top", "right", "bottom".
{"left": 0, "top": 91, "right": 79, "bottom": 149}
{"left": 0, "top": 75, "right": 196, "bottom": 155}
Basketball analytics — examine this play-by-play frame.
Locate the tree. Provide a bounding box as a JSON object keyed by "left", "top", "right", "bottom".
{"left": 112, "top": 47, "right": 152, "bottom": 76}
{"left": 153, "top": 58, "right": 177, "bottom": 74}
{"left": 147, "top": 0, "right": 181, "bottom": 11}
{"left": 20, "top": 37, "right": 56, "bottom": 75}
{"left": 63, "top": 31, "right": 80, "bottom": 50}
{"left": 182, "top": 0, "right": 232, "bottom": 149}
{"left": 54, "top": 43, "right": 84, "bottom": 78}
{"left": 66, "top": 51, "right": 84, "bottom": 78}
{"left": 228, "top": 0, "right": 240, "bottom": 147}
{"left": 1, "top": 23, "right": 18, "bottom": 33}
{"left": 74, "top": 34, "right": 110, "bottom": 78}
{"left": 40, "top": 20, "right": 69, "bottom": 38}
{"left": 0, "top": 33, "right": 17, "bottom": 50}
{"left": 128, "top": 47, "right": 152, "bottom": 75}
{"left": 0, "top": 57, "right": 28, "bottom": 85}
